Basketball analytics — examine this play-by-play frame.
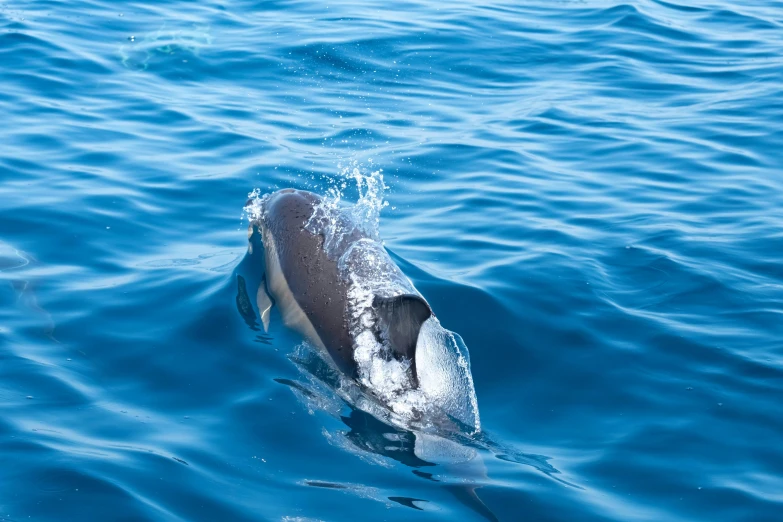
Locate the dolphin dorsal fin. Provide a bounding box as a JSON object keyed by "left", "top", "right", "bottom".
{"left": 373, "top": 294, "right": 432, "bottom": 365}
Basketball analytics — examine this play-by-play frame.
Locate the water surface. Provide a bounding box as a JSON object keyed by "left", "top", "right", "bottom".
{"left": 1, "top": 0, "right": 782, "bottom": 520}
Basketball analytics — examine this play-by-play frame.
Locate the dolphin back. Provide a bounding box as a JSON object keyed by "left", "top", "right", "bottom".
{"left": 262, "top": 190, "right": 358, "bottom": 376}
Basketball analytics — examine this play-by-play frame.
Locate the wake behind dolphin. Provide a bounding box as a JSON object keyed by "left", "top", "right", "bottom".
{"left": 242, "top": 185, "right": 480, "bottom": 432}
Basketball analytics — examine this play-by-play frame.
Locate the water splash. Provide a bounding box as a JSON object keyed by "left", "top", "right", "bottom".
{"left": 416, "top": 319, "right": 480, "bottom": 433}
{"left": 243, "top": 187, "right": 266, "bottom": 223}
{"left": 341, "top": 160, "right": 388, "bottom": 240}
{"left": 243, "top": 160, "right": 387, "bottom": 237}
{"left": 317, "top": 160, "right": 388, "bottom": 242}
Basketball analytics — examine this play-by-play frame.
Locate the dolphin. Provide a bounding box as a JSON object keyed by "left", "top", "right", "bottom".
{"left": 242, "top": 188, "right": 480, "bottom": 429}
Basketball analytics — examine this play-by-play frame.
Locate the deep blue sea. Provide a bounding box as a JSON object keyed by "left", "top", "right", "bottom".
{"left": 2, "top": 1, "right": 782, "bottom": 520}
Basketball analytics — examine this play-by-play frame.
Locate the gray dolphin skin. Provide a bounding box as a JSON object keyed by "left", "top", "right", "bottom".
{"left": 242, "top": 189, "right": 488, "bottom": 518}
{"left": 246, "top": 188, "right": 432, "bottom": 384}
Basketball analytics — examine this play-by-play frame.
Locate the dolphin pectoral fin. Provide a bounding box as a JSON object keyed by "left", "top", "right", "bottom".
{"left": 373, "top": 294, "right": 432, "bottom": 380}
{"left": 257, "top": 276, "right": 274, "bottom": 333}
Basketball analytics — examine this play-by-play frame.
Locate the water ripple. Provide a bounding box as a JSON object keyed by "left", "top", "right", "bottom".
{"left": 1, "top": 0, "right": 782, "bottom": 520}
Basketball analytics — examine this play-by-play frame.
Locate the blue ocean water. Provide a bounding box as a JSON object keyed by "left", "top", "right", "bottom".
{"left": 1, "top": 0, "right": 782, "bottom": 520}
